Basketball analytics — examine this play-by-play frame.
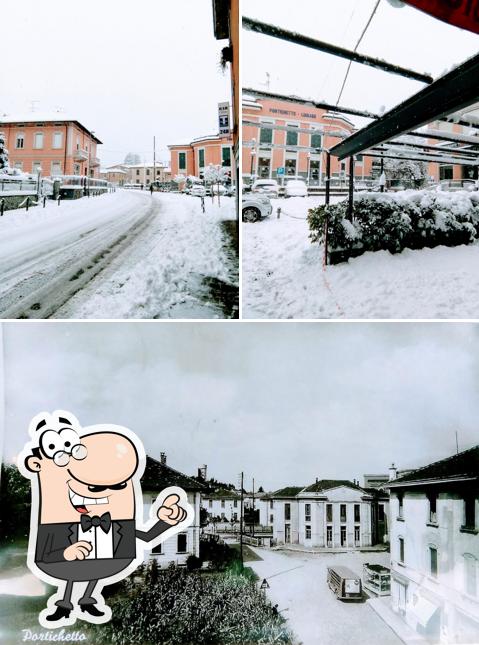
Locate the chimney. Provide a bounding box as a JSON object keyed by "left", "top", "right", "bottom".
{"left": 389, "top": 463, "right": 397, "bottom": 481}
{"left": 160, "top": 452, "right": 167, "bottom": 465}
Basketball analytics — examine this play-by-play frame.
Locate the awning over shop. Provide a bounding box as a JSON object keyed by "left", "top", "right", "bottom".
{"left": 412, "top": 595, "right": 440, "bottom": 627}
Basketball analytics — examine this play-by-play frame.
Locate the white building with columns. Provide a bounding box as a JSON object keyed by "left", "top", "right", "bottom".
{"left": 387, "top": 446, "right": 479, "bottom": 644}
{"left": 269, "top": 480, "right": 384, "bottom": 549}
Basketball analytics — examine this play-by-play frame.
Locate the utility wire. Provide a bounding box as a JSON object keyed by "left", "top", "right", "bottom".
{"left": 335, "top": 0, "right": 381, "bottom": 108}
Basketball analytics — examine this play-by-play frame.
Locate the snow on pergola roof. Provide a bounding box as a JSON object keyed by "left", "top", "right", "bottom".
{"left": 242, "top": 13, "right": 479, "bottom": 166}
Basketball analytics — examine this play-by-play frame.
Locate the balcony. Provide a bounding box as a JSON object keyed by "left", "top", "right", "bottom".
{"left": 90, "top": 157, "right": 100, "bottom": 168}
{"left": 74, "top": 148, "right": 88, "bottom": 161}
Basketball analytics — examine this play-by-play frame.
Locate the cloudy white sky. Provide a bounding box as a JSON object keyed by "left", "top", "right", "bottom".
{"left": 1, "top": 322, "right": 478, "bottom": 491}
{"left": 243, "top": 0, "right": 479, "bottom": 130}
{"left": 1, "top": 0, "right": 230, "bottom": 166}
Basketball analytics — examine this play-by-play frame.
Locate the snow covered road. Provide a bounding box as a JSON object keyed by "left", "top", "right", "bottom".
{"left": 243, "top": 196, "right": 479, "bottom": 319}
{"left": 0, "top": 190, "right": 237, "bottom": 319}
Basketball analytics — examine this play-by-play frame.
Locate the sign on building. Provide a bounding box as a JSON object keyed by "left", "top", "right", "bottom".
{"left": 276, "top": 167, "right": 285, "bottom": 176}
{"left": 218, "top": 102, "right": 230, "bottom": 135}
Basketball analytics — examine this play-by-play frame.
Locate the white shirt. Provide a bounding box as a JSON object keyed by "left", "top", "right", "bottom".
{"left": 77, "top": 521, "right": 114, "bottom": 559}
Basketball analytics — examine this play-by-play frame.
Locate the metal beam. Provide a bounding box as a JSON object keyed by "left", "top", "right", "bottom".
{"left": 242, "top": 16, "right": 433, "bottom": 84}
{"left": 243, "top": 87, "right": 380, "bottom": 120}
{"left": 330, "top": 53, "right": 479, "bottom": 160}
{"left": 420, "top": 128, "right": 479, "bottom": 146}
{"left": 387, "top": 139, "right": 479, "bottom": 158}
{"left": 365, "top": 150, "right": 479, "bottom": 166}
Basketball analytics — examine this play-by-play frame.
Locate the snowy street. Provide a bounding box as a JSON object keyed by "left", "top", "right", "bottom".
{"left": 243, "top": 196, "right": 479, "bottom": 319}
{"left": 247, "top": 546, "right": 401, "bottom": 645}
{"left": 0, "top": 190, "right": 238, "bottom": 319}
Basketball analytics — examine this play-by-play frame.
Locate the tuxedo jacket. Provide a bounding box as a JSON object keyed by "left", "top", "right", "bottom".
{"left": 35, "top": 518, "right": 170, "bottom": 564}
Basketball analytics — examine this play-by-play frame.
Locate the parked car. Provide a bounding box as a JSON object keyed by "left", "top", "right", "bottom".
{"left": 224, "top": 185, "right": 236, "bottom": 197}
{"left": 252, "top": 179, "right": 280, "bottom": 197}
{"left": 190, "top": 185, "right": 206, "bottom": 197}
{"left": 284, "top": 178, "right": 307, "bottom": 198}
{"left": 242, "top": 194, "right": 272, "bottom": 222}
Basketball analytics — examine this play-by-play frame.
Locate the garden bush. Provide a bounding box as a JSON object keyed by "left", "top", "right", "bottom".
{"left": 308, "top": 190, "right": 479, "bottom": 260}
{"left": 90, "top": 562, "right": 293, "bottom": 645}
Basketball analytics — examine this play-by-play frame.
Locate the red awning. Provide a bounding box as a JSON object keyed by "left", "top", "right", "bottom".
{"left": 403, "top": 1, "right": 479, "bottom": 34}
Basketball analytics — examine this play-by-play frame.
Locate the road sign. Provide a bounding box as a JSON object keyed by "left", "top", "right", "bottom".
{"left": 276, "top": 167, "right": 285, "bottom": 175}
{"left": 218, "top": 102, "right": 230, "bottom": 135}
{"left": 260, "top": 578, "right": 270, "bottom": 589}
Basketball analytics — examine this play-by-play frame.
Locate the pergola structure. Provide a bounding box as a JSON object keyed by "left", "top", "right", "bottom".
{"left": 242, "top": 11, "right": 479, "bottom": 244}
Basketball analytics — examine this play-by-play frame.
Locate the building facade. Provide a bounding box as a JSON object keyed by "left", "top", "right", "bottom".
{"left": 427, "top": 118, "right": 479, "bottom": 183}
{"left": 202, "top": 488, "right": 241, "bottom": 522}
{"left": 242, "top": 95, "right": 374, "bottom": 185}
{"left": 0, "top": 113, "right": 101, "bottom": 178}
{"left": 387, "top": 447, "right": 479, "bottom": 644}
{"left": 141, "top": 453, "right": 205, "bottom": 567}
{"left": 269, "top": 480, "right": 384, "bottom": 549}
{"left": 168, "top": 133, "right": 233, "bottom": 182}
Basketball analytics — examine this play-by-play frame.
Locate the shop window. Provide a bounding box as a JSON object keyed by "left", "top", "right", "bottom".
{"left": 260, "top": 124, "right": 273, "bottom": 145}
{"left": 310, "top": 131, "right": 322, "bottom": 149}
{"left": 286, "top": 124, "right": 298, "bottom": 147}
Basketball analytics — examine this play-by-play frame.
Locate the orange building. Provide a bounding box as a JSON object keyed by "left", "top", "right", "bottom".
{"left": 242, "top": 95, "right": 374, "bottom": 185}
{"left": 169, "top": 133, "right": 233, "bottom": 181}
{"left": 0, "top": 113, "right": 102, "bottom": 178}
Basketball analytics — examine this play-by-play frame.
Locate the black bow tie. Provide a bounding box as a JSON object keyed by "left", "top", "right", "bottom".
{"left": 80, "top": 512, "right": 111, "bottom": 534}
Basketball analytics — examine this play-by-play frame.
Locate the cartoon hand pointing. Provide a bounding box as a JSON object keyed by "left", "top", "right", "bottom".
{"left": 157, "top": 493, "right": 187, "bottom": 526}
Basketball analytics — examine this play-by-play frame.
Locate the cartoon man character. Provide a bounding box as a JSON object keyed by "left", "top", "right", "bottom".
{"left": 18, "top": 411, "right": 193, "bottom": 628}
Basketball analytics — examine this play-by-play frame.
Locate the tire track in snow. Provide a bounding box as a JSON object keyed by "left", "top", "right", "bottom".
{"left": 0, "top": 196, "right": 159, "bottom": 319}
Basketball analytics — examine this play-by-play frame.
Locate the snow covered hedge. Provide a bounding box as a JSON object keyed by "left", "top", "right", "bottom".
{"left": 308, "top": 190, "right": 479, "bottom": 258}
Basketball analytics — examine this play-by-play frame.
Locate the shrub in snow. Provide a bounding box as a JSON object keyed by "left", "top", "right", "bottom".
{"left": 308, "top": 190, "right": 479, "bottom": 259}
{"left": 0, "top": 133, "right": 10, "bottom": 172}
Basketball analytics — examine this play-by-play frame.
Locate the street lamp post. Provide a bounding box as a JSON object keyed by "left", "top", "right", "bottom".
{"left": 307, "top": 152, "right": 311, "bottom": 185}
{"left": 250, "top": 138, "right": 257, "bottom": 182}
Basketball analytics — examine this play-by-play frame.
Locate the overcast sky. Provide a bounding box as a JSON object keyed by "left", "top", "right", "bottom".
{"left": 243, "top": 0, "right": 479, "bottom": 130}
{"left": 1, "top": 322, "right": 478, "bottom": 491}
{"left": 1, "top": 0, "right": 230, "bottom": 166}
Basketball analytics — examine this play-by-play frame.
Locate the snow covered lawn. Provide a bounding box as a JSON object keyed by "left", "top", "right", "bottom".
{"left": 243, "top": 196, "right": 479, "bottom": 319}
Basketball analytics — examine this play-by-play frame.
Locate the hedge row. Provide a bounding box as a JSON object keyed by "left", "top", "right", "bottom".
{"left": 90, "top": 562, "right": 293, "bottom": 645}
{"left": 308, "top": 190, "right": 479, "bottom": 256}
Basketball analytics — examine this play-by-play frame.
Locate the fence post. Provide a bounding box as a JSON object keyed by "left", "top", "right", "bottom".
{"left": 26, "top": 197, "right": 30, "bottom": 212}
{"left": 0, "top": 198, "right": 4, "bottom": 216}
{"left": 58, "top": 195, "right": 61, "bottom": 206}
{"left": 277, "top": 207, "right": 281, "bottom": 219}
{"left": 43, "top": 196, "right": 47, "bottom": 208}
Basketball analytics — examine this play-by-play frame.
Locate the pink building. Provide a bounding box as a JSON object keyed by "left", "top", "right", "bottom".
{"left": 242, "top": 95, "right": 373, "bottom": 185}
{"left": 0, "top": 113, "right": 102, "bottom": 178}
{"left": 168, "top": 133, "right": 233, "bottom": 182}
